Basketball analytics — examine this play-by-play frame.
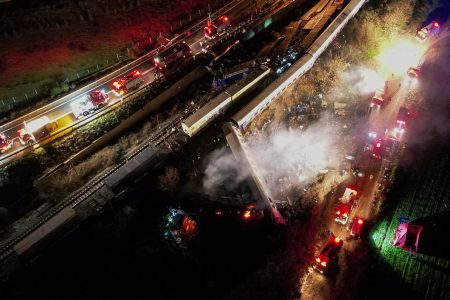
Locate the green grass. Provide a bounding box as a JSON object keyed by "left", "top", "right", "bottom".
{"left": 368, "top": 146, "right": 450, "bottom": 299}
{"left": 0, "top": 0, "right": 221, "bottom": 116}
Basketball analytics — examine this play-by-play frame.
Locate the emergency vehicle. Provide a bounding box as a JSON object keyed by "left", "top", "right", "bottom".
{"left": 0, "top": 132, "right": 13, "bottom": 153}
{"left": 17, "top": 116, "right": 58, "bottom": 145}
{"left": 335, "top": 187, "right": 358, "bottom": 225}
{"left": 112, "top": 70, "right": 144, "bottom": 96}
{"left": 364, "top": 131, "right": 383, "bottom": 159}
{"left": 71, "top": 90, "right": 109, "bottom": 118}
{"left": 204, "top": 15, "right": 231, "bottom": 39}
{"left": 415, "top": 21, "right": 440, "bottom": 42}
{"left": 349, "top": 216, "right": 365, "bottom": 238}
{"left": 313, "top": 234, "right": 343, "bottom": 274}
{"left": 153, "top": 42, "right": 191, "bottom": 72}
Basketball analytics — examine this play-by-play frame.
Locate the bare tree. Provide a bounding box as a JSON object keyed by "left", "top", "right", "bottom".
{"left": 158, "top": 166, "right": 180, "bottom": 192}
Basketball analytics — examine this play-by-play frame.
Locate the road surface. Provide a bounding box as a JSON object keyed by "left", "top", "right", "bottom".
{"left": 0, "top": 0, "right": 257, "bottom": 165}
{"left": 299, "top": 24, "right": 444, "bottom": 300}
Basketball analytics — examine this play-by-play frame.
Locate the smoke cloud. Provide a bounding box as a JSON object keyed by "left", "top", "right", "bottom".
{"left": 340, "top": 66, "right": 385, "bottom": 95}
{"left": 245, "top": 115, "right": 339, "bottom": 197}
{"left": 202, "top": 147, "right": 251, "bottom": 195}
{"left": 406, "top": 35, "right": 450, "bottom": 147}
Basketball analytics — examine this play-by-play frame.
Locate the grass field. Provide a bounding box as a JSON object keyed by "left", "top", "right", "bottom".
{"left": 0, "top": 0, "right": 219, "bottom": 114}
{"left": 365, "top": 48, "right": 450, "bottom": 299}
{"left": 368, "top": 143, "right": 450, "bottom": 299}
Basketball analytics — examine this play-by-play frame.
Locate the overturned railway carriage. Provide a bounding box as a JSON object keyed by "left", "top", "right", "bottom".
{"left": 0, "top": 0, "right": 369, "bottom": 277}
{"left": 104, "top": 146, "right": 164, "bottom": 193}
{"left": 12, "top": 207, "right": 79, "bottom": 260}
{"left": 232, "top": 0, "right": 367, "bottom": 129}
{"left": 181, "top": 65, "right": 271, "bottom": 137}
{"left": 232, "top": 54, "right": 314, "bottom": 129}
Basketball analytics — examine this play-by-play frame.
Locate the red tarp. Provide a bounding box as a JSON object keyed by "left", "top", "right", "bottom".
{"left": 391, "top": 223, "right": 423, "bottom": 253}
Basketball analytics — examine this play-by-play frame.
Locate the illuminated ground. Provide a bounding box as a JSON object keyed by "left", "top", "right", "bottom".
{"left": 362, "top": 28, "right": 450, "bottom": 299}
{"left": 0, "top": 0, "right": 220, "bottom": 113}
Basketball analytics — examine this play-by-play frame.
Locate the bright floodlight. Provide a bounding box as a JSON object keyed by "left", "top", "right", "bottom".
{"left": 378, "top": 38, "right": 425, "bottom": 75}
{"left": 343, "top": 66, "right": 385, "bottom": 94}
{"left": 368, "top": 131, "right": 377, "bottom": 138}
{"left": 359, "top": 68, "right": 385, "bottom": 93}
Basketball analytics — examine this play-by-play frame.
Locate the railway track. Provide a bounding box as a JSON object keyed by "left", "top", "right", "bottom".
{"left": 0, "top": 0, "right": 362, "bottom": 264}
{"left": 0, "top": 0, "right": 249, "bottom": 166}
{"left": 0, "top": 86, "right": 206, "bottom": 260}
{"left": 0, "top": 114, "right": 183, "bottom": 260}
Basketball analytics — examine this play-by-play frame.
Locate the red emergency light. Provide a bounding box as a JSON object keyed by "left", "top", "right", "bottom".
{"left": 433, "top": 22, "right": 439, "bottom": 28}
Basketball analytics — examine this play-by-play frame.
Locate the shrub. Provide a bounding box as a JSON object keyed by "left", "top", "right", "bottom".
{"left": 158, "top": 166, "right": 180, "bottom": 193}
{"left": 0, "top": 207, "right": 8, "bottom": 225}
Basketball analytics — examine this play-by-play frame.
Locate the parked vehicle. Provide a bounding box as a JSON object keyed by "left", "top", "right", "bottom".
{"left": 17, "top": 116, "right": 58, "bottom": 145}
{"left": 313, "top": 234, "right": 343, "bottom": 274}
{"left": 112, "top": 70, "right": 144, "bottom": 96}
{"left": 0, "top": 132, "right": 13, "bottom": 153}
{"left": 71, "top": 90, "right": 109, "bottom": 119}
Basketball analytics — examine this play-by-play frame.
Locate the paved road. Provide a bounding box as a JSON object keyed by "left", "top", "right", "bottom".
{"left": 299, "top": 25, "right": 444, "bottom": 300}
{"left": 0, "top": 0, "right": 256, "bottom": 165}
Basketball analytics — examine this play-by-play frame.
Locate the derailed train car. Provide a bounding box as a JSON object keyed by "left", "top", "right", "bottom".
{"left": 181, "top": 64, "right": 271, "bottom": 137}
{"left": 104, "top": 146, "right": 165, "bottom": 194}
{"left": 231, "top": 0, "right": 367, "bottom": 129}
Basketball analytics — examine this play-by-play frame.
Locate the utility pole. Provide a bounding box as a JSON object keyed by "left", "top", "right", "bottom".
{"left": 70, "top": 162, "right": 79, "bottom": 176}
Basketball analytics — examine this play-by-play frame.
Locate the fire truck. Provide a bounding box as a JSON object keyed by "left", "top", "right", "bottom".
{"left": 415, "top": 21, "right": 440, "bottom": 42}
{"left": 112, "top": 70, "right": 144, "bottom": 96}
{"left": 335, "top": 203, "right": 352, "bottom": 225}
{"left": 0, "top": 132, "right": 13, "bottom": 153}
{"left": 369, "top": 80, "right": 390, "bottom": 109}
{"left": 370, "top": 88, "right": 386, "bottom": 109}
{"left": 70, "top": 90, "right": 109, "bottom": 119}
{"left": 396, "top": 107, "right": 409, "bottom": 126}
{"left": 17, "top": 116, "right": 58, "bottom": 145}
{"left": 364, "top": 131, "right": 383, "bottom": 159}
{"left": 313, "top": 234, "right": 343, "bottom": 274}
{"left": 391, "top": 106, "right": 409, "bottom": 138}
{"left": 349, "top": 216, "right": 365, "bottom": 238}
{"left": 335, "top": 187, "right": 358, "bottom": 225}
{"left": 153, "top": 42, "right": 191, "bottom": 72}
{"left": 204, "top": 15, "right": 231, "bottom": 39}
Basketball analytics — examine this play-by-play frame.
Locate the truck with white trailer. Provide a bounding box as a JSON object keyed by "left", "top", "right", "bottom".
{"left": 71, "top": 90, "right": 109, "bottom": 119}
{"left": 17, "top": 116, "right": 58, "bottom": 145}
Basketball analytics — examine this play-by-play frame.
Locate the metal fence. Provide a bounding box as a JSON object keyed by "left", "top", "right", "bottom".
{"left": 0, "top": 0, "right": 222, "bottom": 118}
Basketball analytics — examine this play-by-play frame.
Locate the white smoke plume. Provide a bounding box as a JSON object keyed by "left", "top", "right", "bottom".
{"left": 340, "top": 66, "right": 385, "bottom": 95}
{"left": 202, "top": 147, "right": 251, "bottom": 195}
{"left": 245, "top": 115, "right": 339, "bottom": 196}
